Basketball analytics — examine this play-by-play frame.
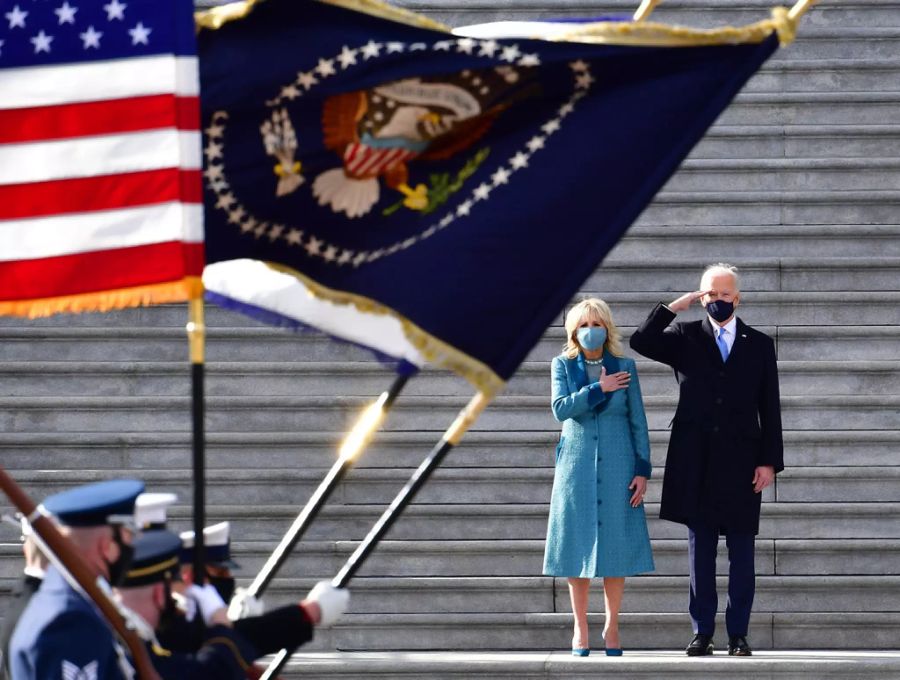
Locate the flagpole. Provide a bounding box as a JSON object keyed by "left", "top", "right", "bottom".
{"left": 187, "top": 297, "right": 207, "bottom": 582}
{"left": 633, "top": 0, "right": 662, "bottom": 21}
{"left": 243, "top": 374, "right": 410, "bottom": 600}
{"left": 259, "top": 390, "right": 494, "bottom": 680}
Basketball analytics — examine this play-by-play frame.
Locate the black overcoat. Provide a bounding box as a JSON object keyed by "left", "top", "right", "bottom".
{"left": 630, "top": 303, "right": 783, "bottom": 534}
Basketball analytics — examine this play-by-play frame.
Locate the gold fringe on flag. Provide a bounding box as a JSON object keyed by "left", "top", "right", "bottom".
{"left": 0, "top": 277, "right": 203, "bottom": 319}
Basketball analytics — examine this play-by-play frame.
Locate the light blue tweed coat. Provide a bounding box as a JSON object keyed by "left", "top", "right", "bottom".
{"left": 543, "top": 352, "right": 655, "bottom": 578}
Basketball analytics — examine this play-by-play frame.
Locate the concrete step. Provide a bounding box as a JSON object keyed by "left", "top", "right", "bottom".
{"left": 637, "top": 190, "right": 900, "bottom": 228}
{"left": 692, "top": 125, "right": 900, "bottom": 160}
{"left": 2, "top": 323, "right": 898, "bottom": 363}
{"left": 1, "top": 428, "right": 897, "bottom": 471}
{"left": 122, "top": 502, "right": 900, "bottom": 541}
{"left": 721, "top": 92, "right": 900, "bottom": 126}
{"left": 667, "top": 159, "right": 900, "bottom": 193}
{"left": 160, "top": 574, "right": 900, "bottom": 615}
{"left": 280, "top": 650, "right": 900, "bottom": 680}
{"left": 11, "top": 463, "right": 900, "bottom": 510}
{"left": 609, "top": 225, "right": 900, "bottom": 258}
{"left": 1, "top": 393, "right": 896, "bottom": 432}
{"left": 2, "top": 292, "right": 899, "bottom": 329}
{"left": 301, "top": 612, "right": 900, "bottom": 651}
{"left": 2, "top": 359, "right": 896, "bottom": 397}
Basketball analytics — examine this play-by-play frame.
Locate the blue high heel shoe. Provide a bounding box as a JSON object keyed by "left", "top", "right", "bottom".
{"left": 571, "top": 648, "right": 590, "bottom": 657}
{"left": 605, "top": 648, "right": 623, "bottom": 657}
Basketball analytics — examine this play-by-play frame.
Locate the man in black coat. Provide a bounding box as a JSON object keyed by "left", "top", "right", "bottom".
{"left": 630, "top": 263, "right": 783, "bottom": 657}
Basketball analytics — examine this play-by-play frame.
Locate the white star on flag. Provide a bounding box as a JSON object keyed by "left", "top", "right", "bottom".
{"left": 518, "top": 53, "right": 541, "bottom": 67}
{"left": 103, "top": 0, "right": 126, "bottom": 21}
{"left": 491, "top": 167, "right": 511, "bottom": 186}
{"left": 6, "top": 5, "right": 28, "bottom": 29}
{"left": 386, "top": 42, "right": 404, "bottom": 53}
{"left": 570, "top": 60, "right": 589, "bottom": 72}
{"left": 337, "top": 46, "right": 357, "bottom": 68}
{"left": 128, "top": 22, "right": 150, "bottom": 45}
{"left": 296, "top": 71, "right": 318, "bottom": 90}
{"left": 360, "top": 40, "right": 381, "bottom": 59}
{"left": 473, "top": 183, "right": 492, "bottom": 201}
{"left": 79, "top": 25, "right": 102, "bottom": 49}
{"left": 455, "top": 38, "right": 475, "bottom": 53}
{"left": 478, "top": 40, "right": 499, "bottom": 57}
{"left": 510, "top": 152, "right": 530, "bottom": 169}
{"left": 31, "top": 30, "right": 54, "bottom": 53}
{"left": 456, "top": 200, "right": 473, "bottom": 216}
{"left": 433, "top": 40, "right": 452, "bottom": 51}
{"left": 501, "top": 45, "right": 521, "bottom": 62}
{"left": 54, "top": 2, "right": 78, "bottom": 25}
{"left": 526, "top": 136, "right": 545, "bottom": 152}
{"left": 315, "top": 58, "right": 336, "bottom": 76}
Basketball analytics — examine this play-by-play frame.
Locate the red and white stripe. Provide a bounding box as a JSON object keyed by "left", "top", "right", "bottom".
{"left": 0, "top": 54, "right": 203, "bottom": 303}
{"left": 343, "top": 142, "right": 417, "bottom": 179}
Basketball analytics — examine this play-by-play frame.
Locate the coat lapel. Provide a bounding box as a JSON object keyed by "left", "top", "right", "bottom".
{"left": 572, "top": 352, "right": 590, "bottom": 389}
{"left": 701, "top": 316, "right": 726, "bottom": 365}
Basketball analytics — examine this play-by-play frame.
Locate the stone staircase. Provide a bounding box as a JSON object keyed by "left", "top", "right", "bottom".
{"left": 3, "top": 0, "right": 900, "bottom": 676}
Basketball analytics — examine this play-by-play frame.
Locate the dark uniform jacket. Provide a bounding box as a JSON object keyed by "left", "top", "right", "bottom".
{"left": 9, "top": 568, "right": 128, "bottom": 680}
{"left": 0, "top": 574, "right": 42, "bottom": 680}
{"left": 630, "top": 303, "right": 784, "bottom": 534}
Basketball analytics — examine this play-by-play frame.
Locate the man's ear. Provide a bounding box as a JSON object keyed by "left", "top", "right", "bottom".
{"left": 733, "top": 293, "right": 741, "bottom": 308}
{"left": 152, "top": 582, "right": 167, "bottom": 609}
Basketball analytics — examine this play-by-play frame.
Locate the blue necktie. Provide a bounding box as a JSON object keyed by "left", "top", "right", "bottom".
{"left": 717, "top": 328, "right": 730, "bottom": 362}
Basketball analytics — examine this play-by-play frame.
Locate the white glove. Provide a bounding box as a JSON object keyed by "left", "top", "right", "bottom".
{"left": 305, "top": 581, "right": 349, "bottom": 628}
{"left": 186, "top": 583, "right": 227, "bottom": 626}
{"left": 227, "top": 587, "right": 265, "bottom": 621}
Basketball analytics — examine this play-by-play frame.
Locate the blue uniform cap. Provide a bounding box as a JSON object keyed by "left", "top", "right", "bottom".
{"left": 121, "top": 530, "right": 183, "bottom": 588}
{"left": 42, "top": 479, "right": 145, "bottom": 528}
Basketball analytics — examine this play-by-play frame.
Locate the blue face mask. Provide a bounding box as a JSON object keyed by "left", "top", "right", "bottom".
{"left": 576, "top": 326, "right": 607, "bottom": 351}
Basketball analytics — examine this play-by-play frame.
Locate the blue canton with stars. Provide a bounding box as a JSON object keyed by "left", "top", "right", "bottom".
{"left": 0, "top": 0, "right": 195, "bottom": 68}
{"left": 200, "top": 0, "right": 778, "bottom": 382}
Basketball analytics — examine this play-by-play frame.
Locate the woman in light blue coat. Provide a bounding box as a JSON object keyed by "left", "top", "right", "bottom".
{"left": 543, "top": 298, "right": 654, "bottom": 656}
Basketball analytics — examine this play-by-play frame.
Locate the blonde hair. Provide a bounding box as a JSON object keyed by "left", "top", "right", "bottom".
{"left": 563, "top": 298, "right": 625, "bottom": 359}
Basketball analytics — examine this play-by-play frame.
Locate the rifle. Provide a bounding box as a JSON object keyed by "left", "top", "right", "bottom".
{"left": 0, "top": 466, "right": 162, "bottom": 680}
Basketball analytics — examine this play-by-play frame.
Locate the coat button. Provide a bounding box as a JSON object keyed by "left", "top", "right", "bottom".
{"left": 593, "top": 436, "right": 598, "bottom": 441}
{"left": 597, "top": 500, "right": 602, "bottom": 505}
{"left": 715, "top": 397, "right": 723, "bottom": 405}
{"left": 718, "top": 371, "right": 726, "bottom": 378}
{"left": 713, "top": 425, "right": 720, "bottom": 433}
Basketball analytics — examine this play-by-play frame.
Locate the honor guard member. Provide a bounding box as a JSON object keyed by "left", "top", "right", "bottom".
{"left": 0, "top": 517, "right": 48, "bottom": 680}
{"left": 9, "top": 479, "right": 144, "bottom": 680}
{"left": 118, "top": 530, "right": 350, "bottom": 678}
{"left": 179, "top": 521, "right": 242, "bottom": 604}
{"left": 176, "top": 522, "right": 347, "bottom": 660}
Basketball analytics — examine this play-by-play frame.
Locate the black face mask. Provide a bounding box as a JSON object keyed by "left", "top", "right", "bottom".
{"left": 105, "top": 527, "right": 134, "bottom": 587}
{"left": 706, "top": 299, "right": 735, "bottom": 323}
{"left": 207, "top": 575, "right": 235, "bottom": 603}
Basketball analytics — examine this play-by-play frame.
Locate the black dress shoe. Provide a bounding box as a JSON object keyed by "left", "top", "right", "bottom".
{"left": 728, "top": 635, "right": 752, "bottom": 656}
{"left": 686, "top": 633, "right": 714, "bottom": 656}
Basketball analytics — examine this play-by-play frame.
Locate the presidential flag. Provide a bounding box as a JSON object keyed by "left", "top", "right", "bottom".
{"left": 0, "top": 0, "right": 203, "bottom": 318}
{"left": 198, "top": 0, "right": 798, "bottom": 392}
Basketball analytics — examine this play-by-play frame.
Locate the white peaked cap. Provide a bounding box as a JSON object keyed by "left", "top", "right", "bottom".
{"left": 134, "top": 492, "right": 178, "bottom": 529}
{"left": 180, "top": 521, "right": 231, "bottom": 549}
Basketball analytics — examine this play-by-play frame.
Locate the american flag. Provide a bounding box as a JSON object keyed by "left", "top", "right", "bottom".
{"left": 0, "top": 0, "right": 203, "bottom": 317}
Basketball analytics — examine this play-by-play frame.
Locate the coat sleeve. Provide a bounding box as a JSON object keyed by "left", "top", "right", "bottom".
{"left": 624, "top": 360, "right": 652, "bottom": 478}
{"left": 629, "top": 303, "right": 684, "bottom": 369}
{"left": 232, "top": 605, "right": 314, "bottom": 656}
{"left": 151, "top": 625, "right": 259, "bottom": 680}
{"left": 758, "top": 336, "right": 784, "bottom": 472}
{"left": 550, "top": 356, "right": 607, "bottom": 422}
